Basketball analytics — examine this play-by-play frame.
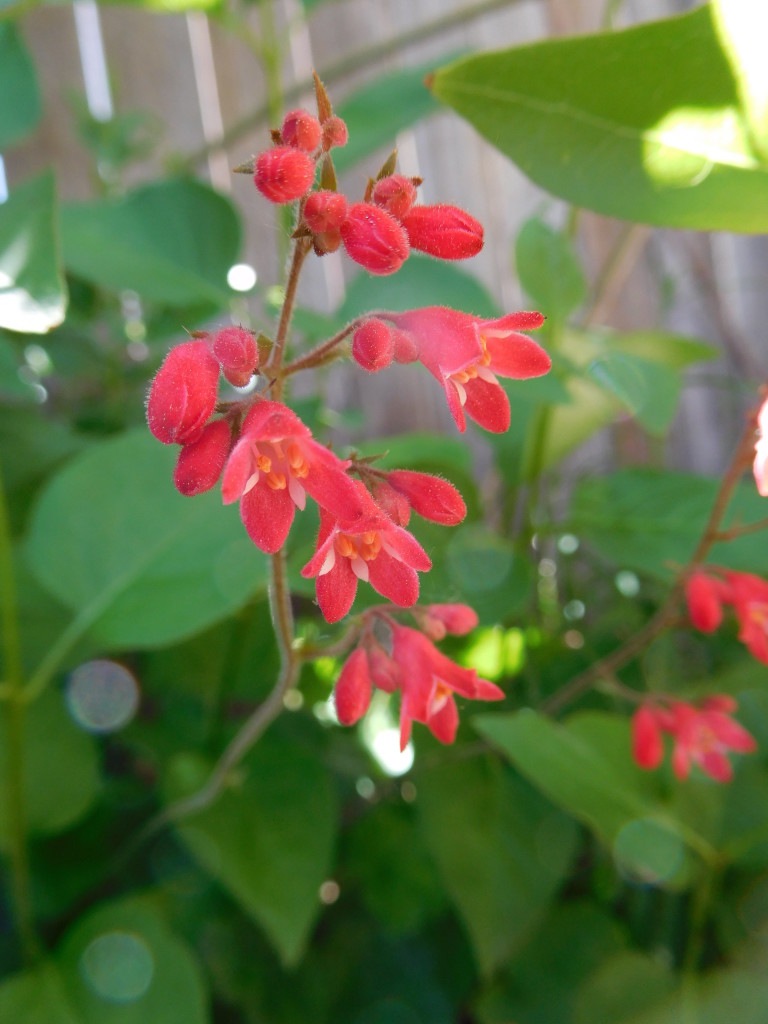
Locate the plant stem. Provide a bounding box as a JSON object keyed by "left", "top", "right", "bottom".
{"left": 268, "top": 237, "right": 312, "bottom": 396}
{"left": 177, "top": 0, "right": 525, "bottom": 172}
{"left": 282, "top": 317, "right": 363, "bottom": 377}
{"left": 0, "top": 466, "right": 40, "bottom": 963}
{"left": 546, "top": 416, "right": 758, "bottom": 714}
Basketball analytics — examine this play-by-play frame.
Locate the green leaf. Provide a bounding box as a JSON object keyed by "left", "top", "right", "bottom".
{"left": 338, "top": 254, "right": 500, "bottom": 321}
{"left": 0, "top": 690, "right": 100, "bottom": 849}
{"left": 474, "top": 710, "right": 715, "bottom": 876}
{"left": 616, "top": 967, "right": 768, "bottom": 1024}
{"left": 713, "top": 0, "right": 768, "bottom": 162}
{"left": 417, "top": 755, "right": 578, "bottom": 975}
{"left": 0, "top": 24, "right": 41, "bottom": 148}
{"left": 0, "top": 172, "right": 67, "bottom": 334}
{"left": 60, "top": 179, "right": 240, "bottom": 307}
{"left": 57, "top": 896, "right": 207, "bottom": 1023}
{"left": 167, "top": 737, "right": 337, "bottom": 966}
{"left": 573, "top": 952, "right": 676, "bottom": 1024}
{"left": 431, "top": 6, "right": 768, "bottom": 232}
{"left": 443, "top": 526, "right": 532, "bottom": 623}
{"left": 515, "top": 218, "right": 586, "bottom": 321}
{"left": 570, "top": 469, "right": 768, "bottom": 581}
{"left": 25, "top": 429, "right": 267, "bottom": 649}
{"left": 333, "top": 61, "right": 446, "bottom": 175}
{"left": 0, "top": 964, "right": 78, "bottom": 1024}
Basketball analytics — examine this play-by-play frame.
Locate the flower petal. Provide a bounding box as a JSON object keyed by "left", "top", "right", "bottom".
{"left": 367, "top": 549, "right": 420, "bottom": 607}
{"left": 484, "top": 332, "right": 551, "bottom": 379}
{"left": 462, "top": 377, "right": 511, "bottom": 433}
{"left": 316, "top": 558, "right": 358, "bottom": 623}
{"left": 240, "top": 481, "right": 295, "bottom": 553}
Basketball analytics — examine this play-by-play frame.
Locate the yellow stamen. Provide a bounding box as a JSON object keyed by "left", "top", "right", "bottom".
{"left": 256, "top": 454, "right": 272, "bottom": 473}
{"left": 266, "top": 472, "right": 287, "bottom": 490}
{"left": 287, "top": 442, "right": 310, "bottom": 479}
{"left": 359, "top": 533, "right": 382, "bottom": 561}
{"left": 336, "top": 535, "right": 357, "bottom": 559}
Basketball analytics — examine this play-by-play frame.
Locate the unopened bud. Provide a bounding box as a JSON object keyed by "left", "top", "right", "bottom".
{"left": 352, "top": 318, "right": 394, "bottom": 372}
{"left": 304, "top": 190, "right": 348, "bottom": 233}
{"left": 371, "top": 478, "right": 411, "bottom": 526}
{"left": 322, "top": 115, "right": 348, "bottom": 151}
{"left": 212, "top": 326, "right": 258, "bottom": 387}
{"left": 341, "top": 203, "right": 409, "bottom": 276}
{"left": 173, "top": 419, "right": 232, "bottom": 496}
{"left": 334, "top": 648, "right": 372, "bottom": 725}
{"left": 384, "top": 470, "right": 466, "bottom": 525}
{"left": 403, "top": 204, "right": 484, "bottom": 260}
{"left": 254, "top": 146, "right": 315, "bottom": 204}
{"left": 372, "top": 174, "right": 418, "bottom": 220}
{"left": 418, "top": 604, "right": 478, "bottom": 639}
{"left": 391, "top": 328, "right": 418, "bottom": 364}
{"left": 281, "top": 109, "right": 322, "bottom": 152}
{"left": 147, "top": 341, "right": 219, "bottom": 445}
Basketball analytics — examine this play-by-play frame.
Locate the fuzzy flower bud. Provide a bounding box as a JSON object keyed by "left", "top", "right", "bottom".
{"left": 372, "top": 174, "right": 418, "bottom": 220}
{"left": 334, "top": 648, "right": 372, "bottom": 725}
{"left": 341, "top": 203, "right": 410, "bottom": 275}
{"left": 383, "top": 469, "right": 467, "bottom": 526}
{"left": 322, "top": 115, "right": 348, "bottom": 151}
{"left": 685, "top": 571, "right": 725, "bottom": 633}
{"left": 370, "top": 479, "right": 411, "bottom": 526}
{"left": 632, "top": 706, "right": 665, "bottom": 770}
{"left": 352, "top": 318, "right": 394, "bottom": 372}
{"left": 254, "top": 146, "right": 315, "bottom": 204}
{"left": 403, "top": 204, "right": 484, "bottom": 260}
{"left": 212, "top": 326, "right": 258, "bottom": 387}
{"left": 417, "top": 604, "right": 479, "bottom": 641}
{"left": 280, "top": 109, "right": 322, "bottom": 152}
{"left": 173, "top": 419, "right": 232, "bottom": 496}
{"left": 303, "top": 190, "right": 348, "bottom": 234}
{"left": 147, "top": 341, "right": 220, "bottom": 446}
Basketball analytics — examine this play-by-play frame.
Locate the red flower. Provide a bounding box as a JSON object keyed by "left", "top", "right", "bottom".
{"left": 303, "top": 190, "right": 348, "bottom": 234}
{"left": 724, "top": 570, "right": 768, "bottom": 664}
{"left": 221, "top": 400, "right": 363, "bottom": 553}
{"left": 632, "top": 697, "right": 756, "bottom": 783}
{"left": 301, "top": 491, "right": 431, "bottom": 623}
{"left": 391, "top": 624, "right": 503, "bottom": 749}
{"left": 377, "top": 469, "right": 467, "bottom": 526}
{"left": 413, "top": 603, "right": 478, "bottom": 641}
{"left": 212, "top": 326, "right": 258, "bottom": 388}
{"left": 280, "top": 109, "right": 322, "bottom": 152}
{"left": 387, "top": 307, "right": 549, "bottom": 432}
{"left": 754, "top": 396, "right": 768, "bottom": 497}
{"left": 147, "top": 340, "right": 220, "bottom": 446}
{"left": 352, "top": 319, "right": 394, "bottom": 372}
{"left": 340, "top": 203, "right": 410, "bottom": 276}
{"left": 254, "top": 146, "right": 315, "bottom": 204}
{"left": 685, "top": 570, "right": 726, "bottom": 633}
{"left": 321, "top": 115, "right": 348, "bottom": 152}
{"left": 174, "top": 419, "right": 232, "bottom": 496}
{"left": 333, "top": 647, "right": 372, "bottom": 725}
{"left": 669, "top": 699, "right": 756, "bottom": 782}
{"left": 402, "top": 204, "right": 484, "bottom": 261}
{"left": 372, "top": 174, "right": 418, "bottom": 220}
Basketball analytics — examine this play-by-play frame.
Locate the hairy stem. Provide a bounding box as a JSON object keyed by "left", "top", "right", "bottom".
{"left": 282, "top": 317, "right": 364, "bottom": 377}
{"left": 269, "top": 237, "right": 312, "bottom": 395}
{"left": 0, "top": 466, "right": 40, "bottom": 963}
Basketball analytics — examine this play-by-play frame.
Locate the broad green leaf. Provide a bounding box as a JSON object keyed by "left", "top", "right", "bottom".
{"left": 431, "top": 6, "right": 768, "bottom": 232}
{"left": 337, "top": 254, "right": 500, "bottom": 321}
{"left": 474, "top": 710, "right": 715, "bottom": 875}
{"left": 515, "top": 218, "right": 586, "bottom": 321}
{"left": 444, "top": 526, "right": 532, "bottom": 623}
{"left": 56, "top": 896, "right": 207, "bottom": 1024}
{"left": 60, "top": 179, "right": 240, "bottom": 306}
{"left": 570, "top": 469, "right": 768, "bottom": 581}
{"left": 0, "top": 964, "right": 78, "bottom": 1024}
{"left": 25, "top": 429, "right": 267, "bottom": 649}
{"left": 0, "top": 335, "right": 38, "bottom": 399}
{"left": 713, "top": 0, "right": 768, "bottom": 161}
{"left": 573, "top": 952, "right": 676, "bottom": 1024}
{"left": 0, "top": 172, "right": 67, "bottom": 334}
{"left": 333, "top": 61, "right": 446, "bottom": 174}
{"left": 0, "top": 24, "right": 41, "bottom": 148}
{"left": 0, "top": 689, "right": 100, "bottom": 848}
{"left": 167, "top": 737, "right": 337, "bottom": 966}
{"left": 618, "top": 967, "right": 768, "bottom": 1024}
{"left": 417, "top": 755, "right": 578, "bottom": 975}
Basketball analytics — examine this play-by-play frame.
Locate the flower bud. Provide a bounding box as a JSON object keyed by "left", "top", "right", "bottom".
{"left": 417, "top": 604, "right": 478, "bottom": 640}
{"left": 147, "top": 341, "right": 220, "bottom": 446}
{"left": 313, "top": 228, "right": 342, "bottom": 256}
{"left": 322, "top": 115, "right": 348, "bottom": 151}
{"left": 685, "top": 571, "right": 724, "bottom": 633}
{"left": 173, "top": 419, "right": 232, "bottom": 496}
{"left": 391, "top": 328, "right": 418, "bottom": 364}
{"left": 254, "top": 146, "right": 315, "bottom": 204}
{"left": 352, "top": 318, "right": 394, "bottom": 372}
{"left": 366, "top": 643, "right": 400, "bottom": 693}
{"left": 384, "top": 469, "right": 466, "bottom": 526}
{"left": 372, "top": 174, "right": 418, "bottom": 220}
{"left": 370, "top": 479, "right": 411, "bottom": 526}
{"left": 281, "top": 109, "right": 322, "bottom": 152}
{"left": 212, "top": 326, "right": 258, "bottom": 387}
{"left": 303, "top": 190, "right": 348, "bottom": 233}
{"left": 632, "top": 706, "right": 664, "bottom": 770}
{"left": 341, "top": 203, "right": 409, "bottom": 275}
{"left": 403, "top": 204, "right": 484, "bottom": 260}
{"left": 334, "top": 648, "right": 372, "bottom": 725}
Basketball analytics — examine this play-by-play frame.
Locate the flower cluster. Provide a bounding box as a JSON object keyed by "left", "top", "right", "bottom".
{"left": 334, "top": 605, "right": 504, "bottom": 749}
{"left": 143, "top": 75, "right": 549, "bottom": 747}
{"left": 686, "top": 567, "right": 768, "bottom": 664}
{"left": 632, "top": 696, "right": 756, "bottom": 782}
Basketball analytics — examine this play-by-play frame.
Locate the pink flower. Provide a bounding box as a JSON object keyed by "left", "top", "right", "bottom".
{"left": 280, "top": 109, "right": 322, "bottom": 152}
{"left": 632, "top": 697, "right": 756, "bottom": 783}
{"left": 333, "top": 647, "right": 372, "bottom": 725}
{"left": 254, "top": 146, "right": 315, "bottom": 204}
{"left": 352, "top": 319, "right": 394, "bottom": 372}
{"left": 754, "top": 396, "right": 768, "bottom": 496}
{"left": 391, "top": 624, "right": 504, "bottom": 749}
{"left": 372, "top": 174, "right": 418, "bottom": 220}
{"left": 724, "top": 570, "right": 768, "bottom": 664}
{"left": 303, "top": 190, "right": 348, "bottom": 234}
{"left": 377, "top": 469, "right": 467, "bottom": 526}
{"left": 386, "top": 307, "right": 550, "bottom": 432}
{"left": 402, "top": 204, "right": 484, "bottom": 261}
{"left": 221, "top": 400, "right": 364, "bottom": 553}
{"left": 340, "top": 203, "right": 410, "bottom": 275}
{"left": 685, "top": 570, "right": 726, "bottom": 633}
{"left": 413, "top": 603, "right": 478, "bottom": 641}
{"left": 212, "top": 326, "right": 258, "bottom": 388}
{"left": 301, "top": 491, "right": 432, "bottom": 623}
{"left": 147, "top": 340, "right": 220, "bottom": 446}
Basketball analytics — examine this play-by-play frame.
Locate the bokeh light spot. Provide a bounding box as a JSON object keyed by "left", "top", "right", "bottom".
{"left": 79, "top": 931, "right": 154, "bottom": 1003}
{"left": 66, "top": 660, "right": 140, "bottom": 734}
